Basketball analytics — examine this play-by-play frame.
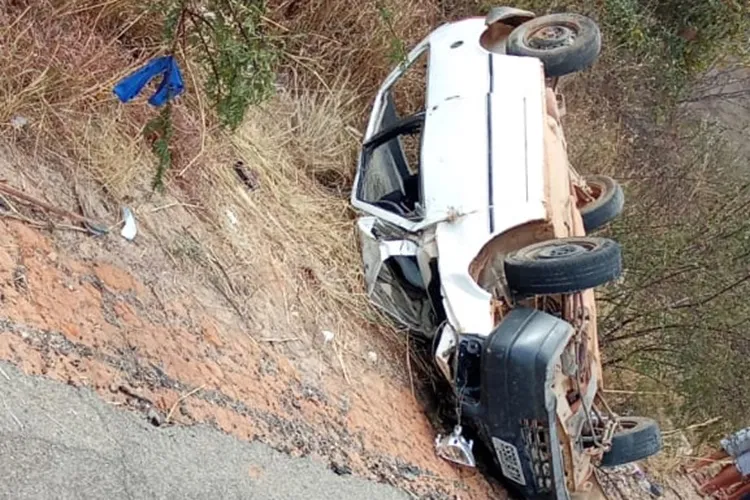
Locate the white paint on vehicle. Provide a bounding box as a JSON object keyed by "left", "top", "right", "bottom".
{"left": 353, "top": 18, "right": 549, "bottom": 336}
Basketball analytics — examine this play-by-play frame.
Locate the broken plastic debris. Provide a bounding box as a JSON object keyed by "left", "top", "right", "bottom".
{"left": 322, "top": 330, "right": 335, "bottom": 343}
{"left": 226, "top": 209, "right": 238, "bottom": 226}
{"left": 435, "top": 425, "right": 476, "bottom": 468}
{"left": 234, "top": 161, "right": 259, "bottom": 191}
{"left": 10, "top": 116, "right": 28, "bottom": 130}
{"left": 120, "top": 207, "right": 137, "bottom": 241}
{"left": 85, "top": 222, "right": 109, "bottom": 237}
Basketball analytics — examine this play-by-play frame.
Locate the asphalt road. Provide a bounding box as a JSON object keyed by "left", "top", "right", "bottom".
{"left": 0, "top": 361, "right": 408, "bottom": 500}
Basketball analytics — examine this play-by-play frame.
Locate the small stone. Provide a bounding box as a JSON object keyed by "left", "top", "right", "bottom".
{"left": 330, "top": 462, "right": 352, "bottom": 476}
{"left": 147, "top": 407, "right": 164, "bottom": 427}
{"left": 367, "top": 351, "right": 378, "bottom": 363}
{"left": 322, "top": 330, "right": 335, "bottom": 344}
{"left": 10, "top": 116, "right": 28, "bottom": 129}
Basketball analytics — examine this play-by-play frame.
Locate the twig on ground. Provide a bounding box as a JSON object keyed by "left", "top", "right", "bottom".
{"left": 166, "top": 384, "right": 206, "bottom": 424}
{"left": 0, "top": 211, "right": 90, "bottom": 233}
{"left": 679, "top": 454, "right": 733, "bottom": 466}
{"left": 663, "top": 417, "right": 721, "bottom": 436}
{"left": 406, "top": 333, "right": 415, "bottom": 399}
{"left": 0, "top": 365, "right": 10, "bottom": 381}
{"left": 334, "top": 343, "right": 351, "bottom": 385}
{"left": 117, "top": 384, "right": 155, "bottom": 406}
{"left": 151, "top": 202, "right": 202, "bottom": 213}
{"left": 0, "top": 182, "right": 105, "bottom": 229}
{"left": 0, "top": 193, "right": 19, "bottom": 213}
{"left": 260, "top": 337, "right": 299, "bottom": 343}
{"left": 602, "top": 389, "right": 669, "bottom": 396}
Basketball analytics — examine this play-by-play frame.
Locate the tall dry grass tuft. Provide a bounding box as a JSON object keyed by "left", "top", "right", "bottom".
{"left": 274, "top": 74, "right": 363, "bottom": 188}
{"left": 0, "top": 2, "right": 144, "bottom": 133}
{"left": 269, "top": 0, "right": 440, "bottom": 100}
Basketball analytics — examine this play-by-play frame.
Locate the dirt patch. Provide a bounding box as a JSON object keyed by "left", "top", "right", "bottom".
{"left": 0, "top": 153, "right": 501, "bottom": 499}
{"left": 598, "top": 466, "right": 703, "bottom": 500}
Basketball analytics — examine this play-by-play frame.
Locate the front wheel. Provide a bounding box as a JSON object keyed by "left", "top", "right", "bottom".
{"left": 504, "top": 237, "right": 622, "bottom": 296}
{"left": 506, "top": 13, "right": 602, "bottom": 77}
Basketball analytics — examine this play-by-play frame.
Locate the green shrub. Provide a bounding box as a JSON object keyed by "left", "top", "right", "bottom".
{"left": 145, "top": 0, "right": 279, "bottom": 189}
{"left": 601, "top": 120, "right": 750, "bottom": 435}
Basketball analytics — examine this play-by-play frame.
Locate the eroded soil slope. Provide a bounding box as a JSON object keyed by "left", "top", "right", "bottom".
{"left": 0, "top": 154, "right": 500, "bottom": 499}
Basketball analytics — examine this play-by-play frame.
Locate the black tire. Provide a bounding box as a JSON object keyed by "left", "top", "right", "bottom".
{"left": 600, "top": 417, "right": 663, "bottom": 467}
{"left": 506, "top": 13, "right": 602, "bottom": 77}
{"left": 504, "top": 237, "right": 622, "bottom": 295}
{"left": 580, "top": 175, "right": 625, "bottom": 233}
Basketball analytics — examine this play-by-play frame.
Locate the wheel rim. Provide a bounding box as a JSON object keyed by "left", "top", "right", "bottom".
{"left": 531, "top": 241, "right": 596, "bottom": 260}
{"left": 577, "top": 180, "right": 605, "bottom": 209}
{"left": 526, "top": 23, "right": 578, "bottom": 50}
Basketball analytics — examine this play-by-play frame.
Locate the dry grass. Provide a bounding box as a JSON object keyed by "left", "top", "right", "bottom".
{"left": 270, "top": 74, "right": 363, "bottom": 188}
{"left": 268, "top": 0, "right": 440, "bottom": 103}
{"left": 0, "top": 2, "right": 149, "bottom": 136}
{"left": 0, "top": 0, "right": 418, "bottom": 385}
{"left": 191, "top": 84, "right": 388, "bottom": 347}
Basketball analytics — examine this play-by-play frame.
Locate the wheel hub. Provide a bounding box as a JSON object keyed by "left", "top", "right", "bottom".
{"left": 537, "top": 244, "right": 586, "bottom": 259}
{"left": 528, "top": 25, "right": 576, "bottom": 50}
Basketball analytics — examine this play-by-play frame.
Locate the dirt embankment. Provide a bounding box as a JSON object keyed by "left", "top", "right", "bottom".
{"left": 0, "top": 154, "right": 500, "bottom": 499}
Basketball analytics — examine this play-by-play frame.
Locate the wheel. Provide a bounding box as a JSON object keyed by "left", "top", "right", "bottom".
{"left": 506, "top": 13, "right": 602, "bottom": 77}
{"left": 579, "top": 175, "right": 625, "bottom": 233}
{"left": 600, "top": 417, "right": 663, "bottom": 467}
{"left": 504, "top": 237, "right": 622, "bottom": 295}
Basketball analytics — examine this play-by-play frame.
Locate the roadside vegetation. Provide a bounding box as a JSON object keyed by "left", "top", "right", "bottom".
{"left": 1, "top": 0, "right": 748, "bottom": 460}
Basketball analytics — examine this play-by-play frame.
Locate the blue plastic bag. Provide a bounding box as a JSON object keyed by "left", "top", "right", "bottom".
{"left": 113, "top": 56, "right": 184, "bottom": 107}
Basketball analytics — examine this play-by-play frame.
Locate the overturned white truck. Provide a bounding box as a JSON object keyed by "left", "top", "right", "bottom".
{"left": 351, "top": 7, "right": 662, "bottom": 499}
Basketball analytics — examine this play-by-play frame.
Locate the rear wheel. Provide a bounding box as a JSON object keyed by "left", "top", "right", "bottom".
{"left": 504, "top": 237, "right": 622, "bottom": 296}
{"left": 506, "top": 13, "right": 602, "bottom": 77}
{"left": 601, "top": 417, "right": 663, "bottom": 467}
{"left": 578, "top": 175, "right": 625, "bottom": 233}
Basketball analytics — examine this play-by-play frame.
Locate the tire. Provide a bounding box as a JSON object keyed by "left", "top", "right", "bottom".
{"left": 506, "top": 13, "right": 602, "bottom": 77}
{"left": 579, "top": 175, "right": 625, "bottom": 233}
{"left": 504, "top": 237, "right": 622, "bottom": 295}
{"left": 600, "top": 417, "right": 663, "bottom": 467}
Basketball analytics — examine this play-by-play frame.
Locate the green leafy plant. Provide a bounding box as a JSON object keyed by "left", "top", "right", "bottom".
{"left": 144, "top": 0, "right": 278, "bottom": 190}
{"left": 144, "top": 104, "right": 174, "bottom": 191}
{"left": 376, "top": 2, "right": 408, "bottom": 68}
